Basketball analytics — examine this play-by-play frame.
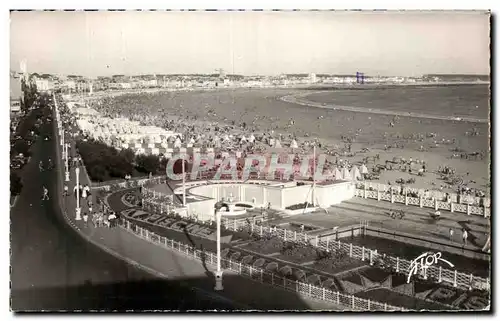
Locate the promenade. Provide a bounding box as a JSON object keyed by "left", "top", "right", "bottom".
{"left": 56, "top": 98, "right": 343, "bottom": 310}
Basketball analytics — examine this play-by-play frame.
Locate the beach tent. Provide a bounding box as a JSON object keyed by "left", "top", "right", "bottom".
{"left": 269, "top": 138, "right": 275, "bottom": 147}
{"left": 290, "top": 139, "right": 298, "bottom": 149}
{"left": 360, "top": 164, "right": 369, "bottom": 175}
{"left": 334, "top": 168, "right": 342, "bottom": 180}
{"left": 274, "top": 139, "right": 282, "bottom": 148}
{"left": 240, "top": 135, "right": 247, "bottom": 143}
{"left": 189, "top": 137, "right": 196, "bottom": 145}
{"left": 248, "top": 134, "right": 256, "bottom": 143}
{"left": 350, "top": 166, "right": 362, "bottom": 181}
{"left": 174, "top": 137, "right": 182, "bottom": 148}
{"left": 341, "top": 167, "right": 350, "bottom": 180}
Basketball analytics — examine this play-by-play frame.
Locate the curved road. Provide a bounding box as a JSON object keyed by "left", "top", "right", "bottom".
{"left": 10, "top": 103, "right": 235, "bottom": 311}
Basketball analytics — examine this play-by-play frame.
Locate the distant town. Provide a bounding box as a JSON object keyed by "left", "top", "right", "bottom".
{"left": 10, "top": 69, "right": 490, "bottom": 97}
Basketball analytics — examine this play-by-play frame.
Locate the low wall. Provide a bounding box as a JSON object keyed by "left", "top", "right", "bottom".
{"left": 186, "top": 180, "right": 354, "bottom": 211}
{"left": 284, "top": 207, "right": 318, "bottom": 216}
{"left": 358, "top": 182, "right": 490, "bottom": 208}
{"left": 354, "top": 188, "right": 490, "bottom": 218}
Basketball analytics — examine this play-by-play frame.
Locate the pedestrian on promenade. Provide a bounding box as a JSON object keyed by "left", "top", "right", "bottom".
{"left": 82, "top": 185, "right": 88, "bottom": 200}
{"left": 83, "top": 212, "right": 88, "bottom": 228}
{"left": 63, "top": 184, "right": 68, "bottom": 197}
{"left": 42, "top": 186, "right": 49, "bottom": 201}
{"left": 449, "top": 228, "right": 454, "bottom": 242}
{"left": 108, "top": 212, "right": 117, "bottom": 228}
{"left": 462, "top": 228, "right": 468, "bottom": 246}
{"left": 39, "top": 160, "right": 44, "bottom": 172}
{"left": 92, "top": 213, "right": 99, "bottom": 227}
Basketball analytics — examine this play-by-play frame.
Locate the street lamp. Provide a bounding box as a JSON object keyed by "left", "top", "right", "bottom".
{"left": 65, "top": 143, "right": 70, "bottom": 182}
{"left": 214, "top": 202, "right": 224, "bottom": 291}
{"left": 75, "top": 167, "right": 81, "bottom": 221}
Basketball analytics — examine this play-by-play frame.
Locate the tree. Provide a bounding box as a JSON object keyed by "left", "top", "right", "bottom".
{"left": 12, "top": 139, "right": 31, "bottom": 156}
{"left": 119, "top": 148, "right": 136, "bottom": 165}
{"left": 136, "top": 154, "right": 160, "bottom": 175}
{"left": 10, "top": 172, "right": 23, "bottom": 196}
{"left": 88, "top": 164, "right": 107, "bottom": 182}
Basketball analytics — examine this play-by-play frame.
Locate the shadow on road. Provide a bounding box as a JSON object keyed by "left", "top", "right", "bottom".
{"left": 11, "top": 273, "right": 316, "bottom": 311}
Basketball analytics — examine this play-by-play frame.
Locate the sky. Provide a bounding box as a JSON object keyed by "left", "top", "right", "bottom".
{"left": 10, "top": 10, "right": 491, "bottom": 77}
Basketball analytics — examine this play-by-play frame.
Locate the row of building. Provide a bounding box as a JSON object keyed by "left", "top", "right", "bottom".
{"left": 12, "top": 70, "right": 453, "bottom": 97}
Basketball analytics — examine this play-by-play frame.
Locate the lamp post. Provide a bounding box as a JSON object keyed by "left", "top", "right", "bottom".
{"left": 312, "top": 144, "right": 316, "bottom": 206}
{"left": 75, "top": 167, "right": 81, "bottom": 221}
{"left": 182, "top": 156, "right": 186, "bottom": 206}
{"left": 214, "top": 209, "right": 223, "bottom": 291}
{"left": 65, "top": 143, "right": 70, "bottom": 182}
{"left": 61, "top": 131, "right": 65, "bottom": 155}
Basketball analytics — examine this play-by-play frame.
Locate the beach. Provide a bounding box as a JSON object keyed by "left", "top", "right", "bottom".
{"left": 85, "top": 84, "right": 490, "bottom": 195}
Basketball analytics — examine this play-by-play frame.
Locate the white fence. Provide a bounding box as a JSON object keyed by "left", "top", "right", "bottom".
{"left": 357, "top": 182, "right": 490, "bottom": 208}
{"left": 219, "top": 218, "right": 490, "bottom": 292}
{"left": 92, "top": 176, "right": 166, "bottom": 192}
{"left": 354, "top": 184, "right": 490, "bottom": 218}
{"left": 138, "top": 189, "right": 489, "bottom": 292}
{"left": 117, "top": 218, "right": 405, "bottom": 311}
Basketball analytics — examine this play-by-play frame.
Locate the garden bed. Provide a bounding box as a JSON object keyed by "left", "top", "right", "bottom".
{"left": 344, "top": 234, "right": 490, "bottom": 278}
{"left": 311, "top": 259, "right": 366, "bottom": 275}
{"left": 285, "top": 202, "right": 314, "bottom": 210}
{"left": 355, "top": 288, "right": 450, "bottom": 311}
{"left": 242, "top": 236, "right": 284, "bottom": 255}
{"left": 275, "top": 241, "right": 319, "bottom": 264}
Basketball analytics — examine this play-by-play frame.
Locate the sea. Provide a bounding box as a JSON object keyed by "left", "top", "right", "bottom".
{"left": 302, "top": 84, "right": 490, "bottom": 120}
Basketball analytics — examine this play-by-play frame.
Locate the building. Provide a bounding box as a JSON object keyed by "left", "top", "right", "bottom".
{"left": 35, "top": 79, "right": 53, "bottom": 92}
{"left": 10, "top": 76, "right": 23, "bottom": 113}
{"left": 309, "top": 73, "right": 317, "bottom": 84}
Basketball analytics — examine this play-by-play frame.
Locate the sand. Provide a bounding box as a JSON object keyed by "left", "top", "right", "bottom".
{"left": 85, "top": 86, "right": 490, "bottom": 196}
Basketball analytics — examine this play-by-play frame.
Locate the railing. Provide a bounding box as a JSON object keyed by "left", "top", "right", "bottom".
{"left": 355, "top": 184, "right": 490, "bottom": 218}
{"left": 138, "top": 188, "right": 489, "bottom": 292}
{"left": 92, "top": 176, "right": 166, "bottom": 191}
{"left": 220, "top": 218, "right": 489, "bottom": 292}
{"left": 357, "top": 182, "right": 489, "bottom": 208}
{"left": 117, "top": 217, "right": 405, "bottom": 311}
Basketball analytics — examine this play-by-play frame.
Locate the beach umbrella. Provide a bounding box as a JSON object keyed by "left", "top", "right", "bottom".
{"left": 240, "top": 135, "right": 247, "bottom": 143}
{"left": 189, "top": 137, "right": 195, "bottom": 145}
{"left": 274, "top": 139, "right": 282, "bottom": 148}
{"left": 290, "top": 139, "right": 298, "bottom": 149}
{"left": 222, "top": 134, "right": 230, "bottom": 142}
{"left": 360, "top": 164, "right": 369, "bottom": 175}
{"left": 269, "top": 138, "right": 275, "bottom": 147}
{"left": 248, "top": 134, "right": 256, "bottom": 143}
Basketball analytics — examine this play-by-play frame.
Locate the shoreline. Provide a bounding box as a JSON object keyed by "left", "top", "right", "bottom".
{"left": 74, "top": 81, "right": 490, "bottom": 101}
{"left": 280, "top": 92, "right": 489, "bottom": 124}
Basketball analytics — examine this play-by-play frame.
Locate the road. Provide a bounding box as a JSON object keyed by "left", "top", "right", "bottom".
{"left": 15, "top": 95, "right": 341, "bottom": 311}
{"left": 10, "top": 100, "right": 236, "bottom": 311}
